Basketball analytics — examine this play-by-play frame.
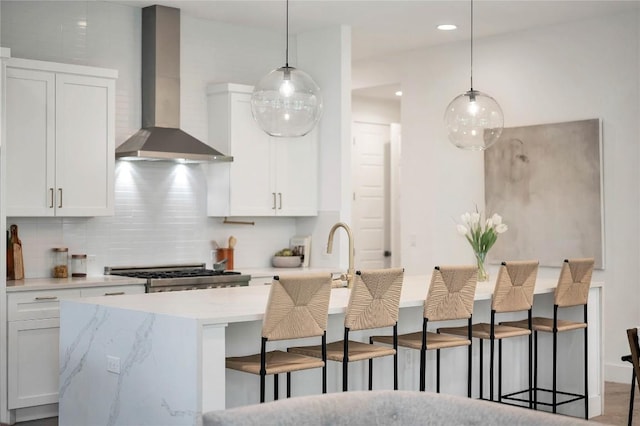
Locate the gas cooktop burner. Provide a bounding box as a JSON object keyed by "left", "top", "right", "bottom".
{"left": 104, "top": 263, "right": 251, "bottom": 293}
{"left": 114, "top": 269, "right": 241, "bottom": 279}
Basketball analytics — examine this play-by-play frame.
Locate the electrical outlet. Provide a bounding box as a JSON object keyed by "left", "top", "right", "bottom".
{"left": 107, "top": 355, "right": 121, "bottom": 374}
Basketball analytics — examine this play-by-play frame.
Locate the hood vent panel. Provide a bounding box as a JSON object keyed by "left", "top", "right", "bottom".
{"left": 116, "top": 5, "right": 232, "bottom": 163}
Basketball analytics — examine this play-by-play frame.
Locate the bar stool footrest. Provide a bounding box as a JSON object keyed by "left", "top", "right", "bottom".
{"left": 501, "top": 387, "right": 586, "bottom": 408}
{"left": 500, "top": 389, "right": 533, "bottom": 408}
{"left": 533, "top": 387, "right": 586, "bottom": 407}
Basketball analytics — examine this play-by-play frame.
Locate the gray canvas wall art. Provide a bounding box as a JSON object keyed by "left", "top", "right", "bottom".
{"left": 484, "top": 119, "right": 603, "bottom": 268}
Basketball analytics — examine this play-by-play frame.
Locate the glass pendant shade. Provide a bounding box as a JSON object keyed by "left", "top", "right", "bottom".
{"left": 251, "top": 66, "right": 323, "bottom": 137}
{"left": 444, "top": 89, "right": 504, "bottom": 151}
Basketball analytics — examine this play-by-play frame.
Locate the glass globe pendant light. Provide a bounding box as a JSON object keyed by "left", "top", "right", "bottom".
{"left": 444, "top": 0, "right": 503, "bottom": 150}
{"left": 251, "top": 0, "right": 323, "bottom": 137}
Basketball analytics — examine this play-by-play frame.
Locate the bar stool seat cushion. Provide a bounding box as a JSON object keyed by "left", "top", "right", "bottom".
{"left": 291, "top": 339, "right": 396, "bottom": 362}
{"left": 440, "top": 323, "right": 532, "bottom": 340}
{"left": 501, "top": 317, "right": 587, "bottom": 333}
{"left": 373, "top": 331, "right": 471, "bottom": 350}
{"left": 226, "top": 350, "right": 325, "bottom": 375}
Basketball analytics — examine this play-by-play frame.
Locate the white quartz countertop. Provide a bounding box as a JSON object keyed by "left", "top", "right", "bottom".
{"left": 64, "top": 274, "right": 604, "bottom": 326}
{"left": 6, "top": 275, "right": 147, "bottom": 292}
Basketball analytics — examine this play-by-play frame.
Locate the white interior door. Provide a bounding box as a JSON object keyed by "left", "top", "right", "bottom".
{"left": 352, "top": 122, "right": 390, "bottom": 270}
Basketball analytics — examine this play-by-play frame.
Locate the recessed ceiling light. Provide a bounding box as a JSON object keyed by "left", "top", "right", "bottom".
{"left": 437, "top": 24, "right": 457, "bottom": 31}
{"left": 395, "top": 91, "right": 402, "bottom": 97}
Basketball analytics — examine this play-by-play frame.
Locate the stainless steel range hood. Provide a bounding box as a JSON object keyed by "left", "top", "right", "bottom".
{"left": 116, "top": 5, "right": 232, "bottom": 163}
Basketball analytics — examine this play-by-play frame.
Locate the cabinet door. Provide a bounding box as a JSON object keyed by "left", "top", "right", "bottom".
{"left": 8, "top": 319, "right": 60, "bottom": 409}
{"left": 5, "top": 68, "right": 56, "bottom": 216}
{"left": 273, "top": 131, "right": 318, "bottom": 216}
{"left": 227, "top": 95, "right": 273, "bottom": 216}
{"left": 55, "top": 73, "right": 115, "bottom": 216}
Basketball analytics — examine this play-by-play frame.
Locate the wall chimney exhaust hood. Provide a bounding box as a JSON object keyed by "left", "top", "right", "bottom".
{"left": 116, "top": 5, "right": 232, "bottom": 163}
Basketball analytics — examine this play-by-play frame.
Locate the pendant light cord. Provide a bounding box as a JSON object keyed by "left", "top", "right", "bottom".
{"left": 285, "top": 0, "right": 289, "bottom": 68}
{"left": 470, "top": 0, "right": 474, "bottom": 91}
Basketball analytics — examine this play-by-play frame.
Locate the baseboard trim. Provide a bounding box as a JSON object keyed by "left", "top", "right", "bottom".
{"left": 606, "top": 361, "right": 634, "bottom": 384}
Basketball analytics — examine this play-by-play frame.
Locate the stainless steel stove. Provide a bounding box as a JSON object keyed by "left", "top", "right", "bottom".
{"left": 104, "top": 263, "right": 251, "bottom": 293}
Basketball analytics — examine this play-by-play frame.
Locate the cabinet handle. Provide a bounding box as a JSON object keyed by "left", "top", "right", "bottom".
{"left": 278, "top": 193, "right": 282, "bottom": 210}
{"left": 272, "top": 193, "right": 276, "bottom": 210}
{"left": 58, "top": 188, "right": 63, "bottom": 208}
{"left": 104, "top": 292, "right": 125, "bottom": 296}
{"left": 49, "top": 188, "right": 54, "bottom": 208}
{"left": 35, "top": 296, "right": 58, "bottom": 301}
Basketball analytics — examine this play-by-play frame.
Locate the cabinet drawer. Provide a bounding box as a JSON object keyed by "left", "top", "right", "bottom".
{"left": 80, "top": 285, "right": 145, "bottom": 298}
{"left": 8, "top": 289, "right": 81, "bottom": 321}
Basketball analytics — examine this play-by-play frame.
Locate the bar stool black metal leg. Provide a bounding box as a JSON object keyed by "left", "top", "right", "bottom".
{"left": 468, "top": 322, "right": 473, "bottom": 398}
{"left": 528, "top": 328, "right": 533, "bottom": 409}
{"left": 420, "top": 347, "right": 426, "bottom": 392}
{"left": 468, "top": 339, "right": 472, "bottom": 398}
{"left": 393, "top": 324, "right": 399, "bottom": 391}
{"left": 286, "top": 372, "right": 291, "bottom": 398}
{"left": 274, "top": 373, "right": 279, "bottom": 400}
{"left": 629, "top": 368, "right": 636, "bottom": 426}
{"left": 343, "top": 361, "right": 348, "bottom": 391}
{"left": 343, "top": 331, "right": 349, "bottom": 392}
{"left": 552, "top": 328, "right": 557, "bottom": 413}
{"left": 368, "top": 357, "right": 373, "bottom": 391}
{"left": 322, "top": 332, "right": 327, "bottom": 394}
{"left": 479, "top": 338, "right": 484, "bottom": 400}
{"left": 437, "top": 349, "right": 441, "bottom": 393}
{"left": 490, "top": 337, "right": 495, "bottom": 401}
{"left": 534, "top": 330, "right": 538, "bottom": 410}
{"left": 498, "top": 339, "right": 502, "bottom": 403}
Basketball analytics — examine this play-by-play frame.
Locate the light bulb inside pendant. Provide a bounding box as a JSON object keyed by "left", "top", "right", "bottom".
{"left": 252, "top": 66, "right": 322, "bottom": 137}
{"left": 445, "top": 89, "right": 503, "bottom": 151}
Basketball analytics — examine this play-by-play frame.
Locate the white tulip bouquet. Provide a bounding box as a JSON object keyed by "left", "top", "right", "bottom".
{"left": 457, "top": 210, "right": 508, "bottom": 281}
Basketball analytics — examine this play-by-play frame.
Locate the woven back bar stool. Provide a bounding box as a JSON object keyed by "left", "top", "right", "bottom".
{"left": 501, "top": 258, "right": 594, "bottom": 418}
{"left": 438, "top": 260, "right": 538, "bottom": 405}
{"left": 225, "top": 273, "right": 332, "bottom": 403}
{"left": 370, "top": 265, "right": 478, "bottom": 395}
{"left": 288, "top": 268, "right": 404, "bottom": 391}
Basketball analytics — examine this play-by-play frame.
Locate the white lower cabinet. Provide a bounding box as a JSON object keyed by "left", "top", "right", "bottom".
{"left": 6, "top": 284, "right": 145, "bottom": 413}
{"left": 8, "top": 318, "right": 60, "bottom": 409}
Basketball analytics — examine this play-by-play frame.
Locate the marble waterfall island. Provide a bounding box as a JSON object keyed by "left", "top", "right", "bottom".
{"left": 59, "top": 276, "right": 603, "bottom": 425}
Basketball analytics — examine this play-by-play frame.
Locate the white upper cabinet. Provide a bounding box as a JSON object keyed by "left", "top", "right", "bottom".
{"left": 206, "top": 83, "right": 318, "bottom": 217}
{"left": 5, "top": 58, "right": 116, "bottom": 217}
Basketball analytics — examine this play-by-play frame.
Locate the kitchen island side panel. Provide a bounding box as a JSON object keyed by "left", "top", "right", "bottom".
{"left": 59, "top": 300, "right": 201, "bottom": 426}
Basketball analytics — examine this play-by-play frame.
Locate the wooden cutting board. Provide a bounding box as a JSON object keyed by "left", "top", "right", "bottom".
{"left": 7, "top": 224, "right": 24, "bottom": 280}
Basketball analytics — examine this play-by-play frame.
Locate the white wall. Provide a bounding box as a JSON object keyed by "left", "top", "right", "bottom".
{"left": 388, "top": 11, "right": 639, "bottom": 382}
{"left": 0, "top": 1, "right": 344, "bottom": 276}
{"left": 352, "top": 96, "right": 400, "bottom": 124}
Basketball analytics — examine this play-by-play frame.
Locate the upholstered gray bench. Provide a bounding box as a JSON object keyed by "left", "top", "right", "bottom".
{"left": 204, "top": 390, "right": 601, "bottom": 425}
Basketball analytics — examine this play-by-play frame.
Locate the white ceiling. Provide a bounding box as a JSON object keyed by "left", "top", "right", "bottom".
{"left": 112, "top": 0, "right": 639, "bottom": 100}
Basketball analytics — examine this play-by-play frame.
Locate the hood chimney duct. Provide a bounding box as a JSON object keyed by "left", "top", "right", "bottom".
{"left": 116, "top": 5, "right": 233, "bottom": 163}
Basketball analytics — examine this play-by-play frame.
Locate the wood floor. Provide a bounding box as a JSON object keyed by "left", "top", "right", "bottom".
{"left": 593, "top": 381, "right": 638, "bottom": 425}
{"left": 4, "top": 381, "right": 638, "bottom": 425}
